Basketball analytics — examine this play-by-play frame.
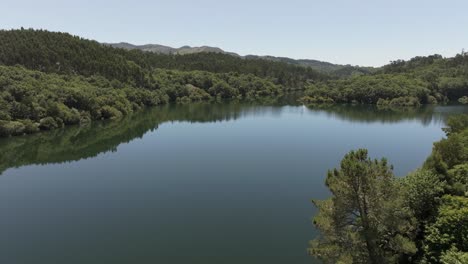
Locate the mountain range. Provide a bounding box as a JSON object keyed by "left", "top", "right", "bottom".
{"left": 103, "top": 42, "right": 239, "bottom": 56}
{"left": 104, "top": 42, "right": 376, "bottom": 75}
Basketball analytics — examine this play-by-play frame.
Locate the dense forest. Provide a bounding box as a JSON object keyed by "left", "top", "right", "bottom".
{"left": 244, "top": 55, "right": 377, "bottom": 77}
{"left": 0, "top": 28, "right": 467, "bottom": 137}
{"left": 0, "top": 29, "right": 318, "bottom": 136}
{"left": 302, "top": 54, "right": 468, "bottom": 106}
{"left": 310, "top": 115, "right": 468, "bottom": 263}
{"left": 0, "top": 65, "right": 284, "bottom": 136}
{"left": 0, "top": 29, "right": 326, "bottom": 88}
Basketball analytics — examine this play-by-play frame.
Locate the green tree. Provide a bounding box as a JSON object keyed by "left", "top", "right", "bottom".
{"left": 443, "top": 115, "right": 468, "bottom": 136}
{"left": 403, "top": 169, "right": 445, "bottom": 222}
{"left": 310, "top": 149, "right": 417, "bottom": 264}
{"left": 440, "top": 248, "right": 468, "bottom": 264}
{"left": 423, "top": 195, "right": 468, "bottom": 263}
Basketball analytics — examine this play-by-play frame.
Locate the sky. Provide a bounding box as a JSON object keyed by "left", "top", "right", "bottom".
{"left": 2, "top": 0, "right": 468, "bottom": 66}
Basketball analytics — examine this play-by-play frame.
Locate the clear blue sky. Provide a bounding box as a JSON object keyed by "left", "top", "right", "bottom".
{"left": 2, "top": 0, "right": 467, "bottom": 66}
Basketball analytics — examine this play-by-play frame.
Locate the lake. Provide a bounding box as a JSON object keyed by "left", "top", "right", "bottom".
{"left": 1, "top": 98, "right": 467, "bottom": 264}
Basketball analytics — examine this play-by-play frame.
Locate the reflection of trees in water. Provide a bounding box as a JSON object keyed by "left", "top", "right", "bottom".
{"left": 304, "top": 104, "right": 465, "bottom": 126}
{"left": 0, "top": 101, "right": 278, "bottom": 174}
{"left": 1, "top": 97, "right": 466, "bottom": 174}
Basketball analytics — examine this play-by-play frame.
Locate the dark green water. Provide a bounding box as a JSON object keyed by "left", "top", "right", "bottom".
{"left": 1, "top": 99, "right": 467, "bottom": 264}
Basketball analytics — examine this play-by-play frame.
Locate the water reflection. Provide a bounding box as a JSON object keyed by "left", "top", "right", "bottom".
{"left": 305, "top": 104, "right": 462, "bottom": 125}
{"left": 1, "top": 97, "right": 467, "bottom": 264}
{"left": 1, "top": 98, "right": 466, "bottom": 175}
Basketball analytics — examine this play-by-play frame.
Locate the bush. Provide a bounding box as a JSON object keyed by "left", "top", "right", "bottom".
{"left": 459, "top": 96, "right": 468, "bottom": 104}
{"left": 186, "top": 84, "right": 212, "bottom": 101}
{"left": 0, "top": 65, "right": 283, "bottom": 137}
{"left": 0, "top": 110, "right": 11, "bottom": 121}
{"left": 448, "top": 164, "right": 468, "bottom": 196}
{"left": 79, "top": 111, "right": 92, "bottom": 125}
{"left": 39, "top": 117, "right": 59, "bottom": 130}
{"left": 377, "top": 98, "right": 389, "bottom": 106}
{"left": 19, "top": 119, "right": 39, "bottom": 134}
{"left": 99, "top": 106, "right": 122, "bottom": 120}
{"left": 389, "top": 96, "right": 421, "bottom": 107}
{"left": 0, "top": 120, "right": 25, "bottom": 136}
{"left": 443, "top": 115, "right": 468, "bottom": 136}
{"left": 427, "top": 95, "right": 438, "bottom": 104}
{"left": 403, "top": 169, "right": 444, "bottom": 221}
{"left": 301, "top": 95, "right": 335, "bottom": 104}
{"left": 440, "top": 248, "right": 468, "bottom": 264}
{"left": 423, "top": 196, "right": 468, "bottom": 262}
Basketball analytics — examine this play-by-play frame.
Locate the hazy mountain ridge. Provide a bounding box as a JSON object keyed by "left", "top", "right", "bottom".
{"left": 245, "top": 55, "right": 377, "bottom": 75}
{"left": 104, "top": 42, "right": 239, "bottom": 56}
{"left": 104, "top": 42, "right": 376, "bottom": 76}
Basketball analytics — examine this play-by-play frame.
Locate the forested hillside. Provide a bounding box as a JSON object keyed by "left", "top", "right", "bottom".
{"left": 246, "top": 55, "right": 377, "bottom": 77}
{"left": 0, "top": 65, "right": 283, "bottom": 137}
{"left": 1, "top": 29, "right": 467, "bottom": 137}
{"left": 105, "top": 41, "right": 376, "bottom": 77}
{"left": 0, "top": 29, "right": 322, "bottom": 137}
{"left": 0, "top": 29, "right": 326, "bottom": 88}
{"left": 302, "top": 54, "right": 468, "bottom": 106}
{"left": 104, "top": 42, "right": 239, "bottom": 56}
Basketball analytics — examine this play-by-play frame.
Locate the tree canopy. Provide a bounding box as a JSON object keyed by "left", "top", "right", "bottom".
{"left": 311, "top": 115, "right": 468, "bottom": 263}
{"left": 302, "top": 53, "right": 468, "bottom": 106}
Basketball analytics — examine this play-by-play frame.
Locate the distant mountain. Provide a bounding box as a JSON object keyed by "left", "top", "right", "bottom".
{"left": 245, "top": 55, "right": 340, "bottom": 71}
{"left": 245, "top": 55, "right": 378, "bottom": 76}
{"left": 104, "top": 42, "right": 239, "bottom": 56}
{"left": 104, "top": 42, "right": 377, "bottom": 76}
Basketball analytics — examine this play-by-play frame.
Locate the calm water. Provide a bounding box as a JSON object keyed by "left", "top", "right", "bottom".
{"left": 1, "top": 99, "right": 467, "bottom": 264}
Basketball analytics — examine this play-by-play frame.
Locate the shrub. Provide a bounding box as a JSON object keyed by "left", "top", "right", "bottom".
{"left": 0, "top": 110, "right": 11, "bottom": 121}
{"left": 79, "top": 111, "right": 92, "bottom": 124}
{"left": 39, "top": 117, "right": 59, "bottom": 130}
{"left": 447, "top": 164, "right": 468, "bottom": 196}
{"left": 19, "top": 119, "right": 39, "bottom": 134}
{"left": 423, "top": 196, "right": 468, "bottom": 262}
{"left": 427, "top": 95, "right": 438, "bottom": 104}
{"left": 0, "top": 120, "right": 25, "bottom": 136}
{"left": 389, "top": 96, "right": 421, "bottom": 107}
{"left": 459, "top": 96, "right": 468, "bottom": 104}
{"left": 100, "top": 106, "right": 122, "bottom": 120}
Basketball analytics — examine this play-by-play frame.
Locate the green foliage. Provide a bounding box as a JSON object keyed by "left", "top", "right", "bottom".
{"left": 410, "top": 115, "right": 468, "bottom": 263}
{"left": 447, "top": 164, "right": 468, "bottom": 196}
{"left": 0, "top": 120, "right": 26, "bottom": 136}
{"left": 0, "top": 29, "right": 326, "bottom": 89}
{"left": 377, "top": 96, "right": 421, "bottom": 107}
{"left": 310, "top": 149, "right": 416, "bottom": 264}
{"left": 427, "top": 130, "right": 468, "bottom": 174}
{"left": 245, "top": 55, "right": 377, "bottom": 77}
{"left": 302, "top": 53, "right": 468, "bottom": 105}
{"left": 0, "top": 99, "right": 298, "bottom": 175}
{"left": 20, "top": 119, "right": 40, "bottom": 134}
{"left": 440, "top": 248, "right": 468, "bottom": 264}
{"left": 424, "top": 116, "right": 468, "bottom": 186}
{"left": 0, "top": 64, "right": 284, "bottom": 137}
{"left": 312, "top": 114, "right": 468, "bottom": 263}
{"left": 0, "top": 28, "right": 308, "bottom": 137}
{"left": 443, "top": 115, "right": 468, "bottom": 136}
{"left": 423, "top": 196, "right": 468, "bottom": 263}
{"left": 403, "top": 169, "right": 445, "bottom": 222}
{"left": 459, "top": 96, "right": 468, "bottom": 104}
{"left": 300, "top": 95, "right": 335, "bottom": 104}
{"left": 304, "top": 74, "right": 431, "bottom": 105}
{"left": 39, "top": 117, "right": 59, "bottom": 130}
{"left": 99, "top": 106, "right": 123, "bottom": 120}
